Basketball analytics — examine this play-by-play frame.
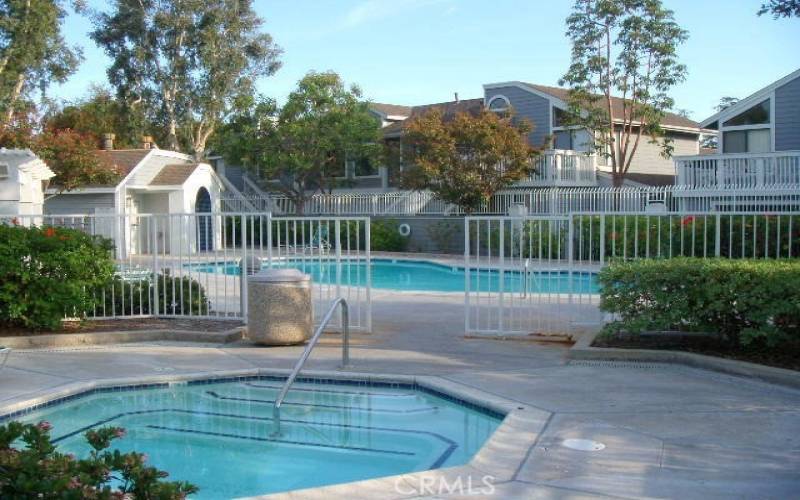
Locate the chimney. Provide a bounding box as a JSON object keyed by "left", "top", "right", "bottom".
{"left": 102, "top": 133, "right": 115, "bottom": 151}
{"left": 141, "top": 135, "right": 154, "bottom": 150}
{"left": 454, "top": 92, "right": 459, "bottom": 103}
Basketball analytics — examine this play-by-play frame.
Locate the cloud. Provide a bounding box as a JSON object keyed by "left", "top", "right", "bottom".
{"left": 340, "top": 0, "right": 452, "bottom": 29}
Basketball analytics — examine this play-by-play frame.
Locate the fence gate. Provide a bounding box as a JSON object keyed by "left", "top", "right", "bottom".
{"left": 1, "top": 213, "right": 372, "bottom": 332}
{"left": 464, "top": 216, "right": 602, "bottom": 338}
{"left": 465, "top": 212, "right": 800, "bottom": 338}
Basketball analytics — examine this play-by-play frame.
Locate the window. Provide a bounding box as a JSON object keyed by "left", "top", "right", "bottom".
{"left": 354, "top": 156, "right": 378, "bottom": 177}
{"left": 0, "top": 164, "right": 8, "bottom": 180}
{"left": 553, "top": 130, "right": 572, "bottom": 150}
{"left": 552, "top": 107, "right": 571, "bottom": 128}
{"left": 723, "top": 99, "right": 770, "bottom": 127}
{"left": 487, "top": 96, "right": 510, "bottom": 113}
{"left": 723, "top": 129, "right": 771, "bottom": 153}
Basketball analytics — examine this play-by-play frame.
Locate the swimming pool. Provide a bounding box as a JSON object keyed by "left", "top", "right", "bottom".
{"left": 189, "top": 258, "right": 599, "bottom": 294}
{"left": 7, "top": 377, "right": 502, "bottom": 499}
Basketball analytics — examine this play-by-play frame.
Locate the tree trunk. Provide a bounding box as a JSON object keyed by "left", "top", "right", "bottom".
{"left": 4, "top": 73, "right": 26, "bottom": 123}
{"left": 612, "top": 172, "right": 624, "bottom": 188}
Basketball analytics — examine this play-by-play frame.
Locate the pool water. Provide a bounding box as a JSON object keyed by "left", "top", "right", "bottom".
{"left": 190, "top": 258, "right": 599, "bottom": 294}
{"left": 11, "top": 378, "right": 502, "bottom": 499}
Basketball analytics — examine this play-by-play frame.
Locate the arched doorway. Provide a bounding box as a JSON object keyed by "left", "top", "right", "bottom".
{"left": 195, "top": 188, "right": 213, "bottom": 251}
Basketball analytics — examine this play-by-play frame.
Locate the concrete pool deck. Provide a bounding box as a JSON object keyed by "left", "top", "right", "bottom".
{"left": 1, "top": 291, "right": 799, "bottom": 498}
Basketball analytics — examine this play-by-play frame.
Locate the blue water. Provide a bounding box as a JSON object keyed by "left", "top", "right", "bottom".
{"left": 11, "top": 379, "right": 502, "bottom": 499}
{"left": 189, "top": 258, "right": 599, "bottom": 294}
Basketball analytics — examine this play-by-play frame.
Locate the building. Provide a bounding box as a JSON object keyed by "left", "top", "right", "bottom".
{"left": 45, "top": 137, "right": 225, "bottom": 255}
{"left": 674, "top": 67, "right": 800, "bottom": 190}
{"left": 0, "top": 149, "right": 55, "bottom": 217}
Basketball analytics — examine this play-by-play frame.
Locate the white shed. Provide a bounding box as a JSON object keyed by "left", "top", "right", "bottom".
{"left": 0, "top": 149, "right": 55, "bottom": 217}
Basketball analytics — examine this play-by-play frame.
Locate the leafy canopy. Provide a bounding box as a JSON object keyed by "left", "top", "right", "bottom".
{"left": 401, "top": 107, "right": 535, "bottom": 213}
{"left": 758, "top": 0, "right": 800, "bottom": 18}
{"left": 560, "top": 0, "right": 688, "bottom": 186}
{"left": 0, "top": 0, "right": 82, "bottom": 123}
{"left": 91, "top": 0, "right": 281, "bottom": 158}
{"left": 215, "top": 71, "right": 383, "bottom": 214}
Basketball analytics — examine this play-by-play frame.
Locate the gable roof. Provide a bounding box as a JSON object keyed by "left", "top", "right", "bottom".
{"left": 381, "top": 98, "right": 485, "bottom": 137}
{"left": 370, "top": 103, "right": 413, "bottom": 118}
{"left": 524, "top": 83, "right": 701, "bottom": 130}
{"left": 95, "top": 149, "right": 152, "bottom": 177}
{"left": 698, "top": 67, "right": 800, "bottom": 128}
{"left": 149, "top": 163, "right": 199, "bottom": 186}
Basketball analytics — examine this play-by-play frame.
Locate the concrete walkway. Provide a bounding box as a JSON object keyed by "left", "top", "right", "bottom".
{"left": 2, "top": 291, "right": 800, "bottom": 499}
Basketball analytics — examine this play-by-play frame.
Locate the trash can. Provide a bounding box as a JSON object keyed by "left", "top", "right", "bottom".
{"left": 247, "top": 269, "right": 313, "bottom": 345}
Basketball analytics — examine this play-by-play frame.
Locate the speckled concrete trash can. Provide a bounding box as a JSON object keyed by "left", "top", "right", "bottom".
{"left": 247, "top": 269, "right": 313, "bottom": 346}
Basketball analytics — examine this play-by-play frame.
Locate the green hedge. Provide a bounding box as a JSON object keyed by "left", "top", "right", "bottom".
{"left": 0, "top": 225, "right": 115, "bottom": 330}
{"left": 92, "top": 273, "right": 210, "bottom": 317}
{"left": 599, "top": 258, "right": 800, "bottom": 347}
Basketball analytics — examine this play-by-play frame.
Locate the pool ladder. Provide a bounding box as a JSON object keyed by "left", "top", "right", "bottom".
{"left": 272, "top": 297, "right": 351, "bottom": 437}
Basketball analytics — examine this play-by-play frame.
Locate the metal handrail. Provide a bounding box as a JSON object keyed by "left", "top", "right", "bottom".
{"left": 272, "top": 297, "right": 351, "bottom": 436}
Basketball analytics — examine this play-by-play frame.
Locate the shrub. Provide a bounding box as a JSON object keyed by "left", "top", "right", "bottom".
{"left": 0, "top": 224, "right": 115, "bottom": 330}
{"left": 92, "top": 273, "right": 211, "bottom": 317}
{"left": 370, "top": 219, "right": 408, "bottom": 252}
{"left": 599, "top": 258, "right": 800, "bottom": 347}
{"left": 0, "top": 421, "right": 197, "bottom": 498}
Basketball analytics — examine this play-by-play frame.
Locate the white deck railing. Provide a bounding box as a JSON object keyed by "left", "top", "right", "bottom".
{"left": 525, "top": 149, "right": 597, "bottom": 187}
{"left": 674, "top": 151, "right": 800, "bottom": 188}
{"left": 220, "top": 186, "right": 800, "bottom": 216}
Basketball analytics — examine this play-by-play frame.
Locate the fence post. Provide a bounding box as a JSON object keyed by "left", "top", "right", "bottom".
{"left": 151, "top": 216, "right": 159, "bottom": 316}
{"left": 335, "top": 219, "right": 342, "bottom": 300}
{"left": 464, "top": 217, "right": 471, "bottom": 334}
{"left": 240, "top": 214, "right": 248, "bottom": 321}
{"left": 599, "top": 215, "right": 606, "bottom": 265}
{"left": 498, "top": 220, "right": 505, "bottom": 334}
{"left": 567, "top": 214, "right": 574, "bottom": 306}
{"left": 715, "top": 213, "right": 721, "bottom": 257}
{"left": 365, "top": 218, "right": 372, "bottom": 333}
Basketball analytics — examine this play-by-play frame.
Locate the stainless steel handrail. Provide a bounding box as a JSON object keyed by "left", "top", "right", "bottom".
{"left": 272, "top": 297, "right": 351, "bottom": 436}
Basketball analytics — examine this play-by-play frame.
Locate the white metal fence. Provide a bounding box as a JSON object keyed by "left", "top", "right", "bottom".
{"left": 464, "top": 212, "right": 800, "bottom": 337}
{"left": 220, "top": 186, "right": 800, "bottom": 217}
{"left": 1, "top": 213, "right": 371, "bottom": 331}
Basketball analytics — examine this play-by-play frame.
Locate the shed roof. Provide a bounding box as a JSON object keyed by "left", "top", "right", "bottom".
{"left": 149, "top": 163, "right": 199, "bottom": 186}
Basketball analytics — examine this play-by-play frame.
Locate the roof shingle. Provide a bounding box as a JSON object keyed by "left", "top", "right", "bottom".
{"left": 525, "top": 83, "right": 700, "bottom": 130}
{"left": 149, "top": 163, "right": 199, "bottom": 186}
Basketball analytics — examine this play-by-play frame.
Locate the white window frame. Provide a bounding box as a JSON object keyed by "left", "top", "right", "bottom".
{"left": 718, "top": 92, "right": 776, "bottom": 153}
{"left": 487, "top": 95, "right": 511, "bottom": 113}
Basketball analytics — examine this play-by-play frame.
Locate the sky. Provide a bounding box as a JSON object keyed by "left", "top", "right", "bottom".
{"left": 54, "top": 0, "right": 800, "bottom": 121}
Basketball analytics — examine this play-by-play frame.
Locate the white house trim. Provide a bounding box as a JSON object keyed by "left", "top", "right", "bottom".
{"left": 699, "top": 67, "right": 800, "bottom": 128}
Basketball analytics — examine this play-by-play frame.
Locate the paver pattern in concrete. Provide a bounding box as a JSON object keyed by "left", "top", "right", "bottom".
{"left": 2, "top": 290, "right": 799, "bottom": 499}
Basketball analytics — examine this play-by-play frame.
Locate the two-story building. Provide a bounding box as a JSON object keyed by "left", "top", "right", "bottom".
{"left": 674, "top": 68, "right": 800, "bottom": 191}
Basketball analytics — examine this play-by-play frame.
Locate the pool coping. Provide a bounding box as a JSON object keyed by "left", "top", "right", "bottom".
{"left": 0, "top": 368, "right": 549, "bottom": 500}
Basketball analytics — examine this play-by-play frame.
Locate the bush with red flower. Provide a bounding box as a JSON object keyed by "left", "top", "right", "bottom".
{"left": 0, "top": 421, "right": 197, "bottom": 498}
{"left": 0, "top": 224, "right": 115, "bottom": 330}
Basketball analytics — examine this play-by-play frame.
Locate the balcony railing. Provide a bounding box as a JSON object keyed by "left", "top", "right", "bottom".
{"left": 674, "top": 151, "right": 800, "bottom": 188}
{"left": 522, "top": 149, "right": 597, "bottom": 187}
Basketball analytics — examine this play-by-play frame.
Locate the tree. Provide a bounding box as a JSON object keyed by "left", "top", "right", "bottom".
{"left": 715, "top": 96, "right": 739, "bottom": 112}
{"left": 0, "top": 119, "right": 119, "bottom": 194}
{"left": 560, "top": 0, "right": 688, "bottom": 187}
{"left": 401, "top": 108, "right": 535, "bottom": 214}
{"left": 758, "top": 0, "right": 800, "bottom": 18}
{"left": 36, "top": 128, "right": 120, "bottom": 195}
{"left": 44, "top": 84, "right": 149, "bottom": 149}
{"left": 91, "top": 0, "right": 281, "bottom": 159}
{"left": 0, "top": 0, "right": 82, "bottom": 124}
{"left": 216, "top": 72, "right": 383, "bottom": 214}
